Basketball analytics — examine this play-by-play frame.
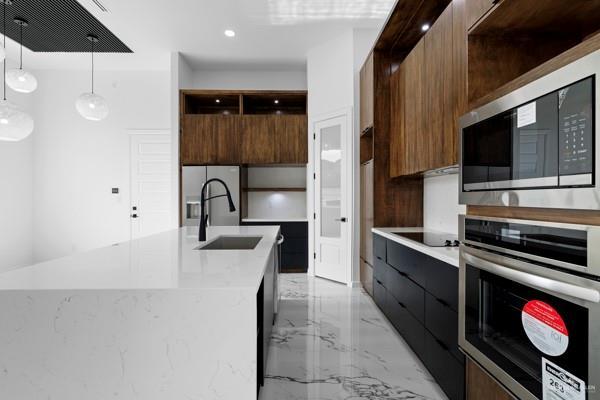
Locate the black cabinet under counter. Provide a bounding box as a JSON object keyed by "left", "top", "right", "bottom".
{"left": 371, "top": 230, "right": 463, "bottom": 400}
{"left": 241, "top": 219, "right": 308, "bottom": 273}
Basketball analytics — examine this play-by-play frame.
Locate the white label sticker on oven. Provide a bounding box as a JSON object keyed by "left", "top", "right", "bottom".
{"left": 517, "top": 102, "right": 537, "bottom": 127}
{"left": 522, "top": 300, "right": 569, "bottom": 356}
{"left": 542, "top": 358, "right": 585, "bottom": 400}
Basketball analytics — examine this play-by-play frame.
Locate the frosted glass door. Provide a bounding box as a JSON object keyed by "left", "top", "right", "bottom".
{"left": 320, "top": 124, "right": 342, "bottom": 238}
{"left": 314, "top": 115, "right": 348, "bottom": 284}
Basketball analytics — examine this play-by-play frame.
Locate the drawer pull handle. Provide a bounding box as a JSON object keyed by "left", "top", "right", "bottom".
{"left": 436, "top": 297, "right": 449, "bottom": 307}
{"left": 435, "top": 338, "right": 449, "bottom": 351}
{"left": 376, "top": 256, "right": 383, "bottom": 261}
{"left": 397, "top": 301, "right": 406, "bottom": 309}
{"left": 376, "top": 279, "right": 383, "bottom": 285}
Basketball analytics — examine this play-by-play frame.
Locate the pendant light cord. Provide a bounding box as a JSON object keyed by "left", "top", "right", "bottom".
{"left": 18, "top": 21, "right": 21, "bottom": 70}
{"left": 91, "top": 38, "right": 94, "bottom": 94}
{"left": 3, "top": 0, "right": 6, "bottom": 101}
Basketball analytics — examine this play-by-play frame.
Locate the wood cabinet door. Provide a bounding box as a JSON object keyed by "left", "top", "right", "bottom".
{"left": 403, "top": 38, "right": 426, "bottom": 174}
{"left": 276, "top": 115, "right": 308, "bottom": 164}
{"left": 241, "top": 115, "right": 277, "bottom": 164}
{"left": 465, "top": 0, "right": 495, "bottom": 29}
{"left": 425, "top": 3, "right": 455, "bottom": 170}
{"left": 466, "top": 358, "right": 515, "bottom": 400}
{"left": 360, "top": 52, "right": 374, "bottom": 133}
{"left": 180, "top": 115, "right": 241, "bottom": 165}
{"left": 389, "top": 64, "right": 407, "bottom": 177}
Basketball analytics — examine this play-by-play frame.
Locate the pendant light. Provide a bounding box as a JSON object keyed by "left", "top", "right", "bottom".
{"left": 0, "top": 0, "right": 33, "bottom": 142}
{"left": 76, "top": 34, "right": 108, "bottom": 121}
{"left": 5, "top": 17, "right": 37, "bottom": 93}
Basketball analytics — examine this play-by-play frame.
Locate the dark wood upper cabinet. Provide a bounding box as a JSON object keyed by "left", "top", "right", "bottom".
{"left": 389, "top": 64, "right": 406, "bottom": 177}
{"left": 360, "top": 52, "right": 374, "bottom": 134}
{"left": 275, "top": 115, "right": 308, "bottom": 164}
{"left": 180, "top": 90, "right": 307, "bottom": 166}
{"left": 465, "top": 0, "right": 495, "bottom": 30}
{"left": 180, "top": 115, "right": 241, "bottom": 165}
{"left": 401, "top": 38, "right": 426, "bottom": 175}
{"left": 241, "top": 115, "right": 278, "bottom": 164}
{"left": 388, "top": 1, "right": 465, "bottom": 177}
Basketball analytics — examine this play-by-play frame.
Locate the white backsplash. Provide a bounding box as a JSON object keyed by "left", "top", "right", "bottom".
{"left": 246, "top": 166, "right": 307, "bottom": 219}
{"left": 247, "top": 192, "right": 307, "bottom": 219}
{"left": 423, "top": 174, "right": 466, "bottom": 235}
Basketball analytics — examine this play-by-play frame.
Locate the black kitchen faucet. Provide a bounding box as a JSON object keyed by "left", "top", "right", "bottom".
{"left": 198, "top": 178, "right": 236, "bottom": 241}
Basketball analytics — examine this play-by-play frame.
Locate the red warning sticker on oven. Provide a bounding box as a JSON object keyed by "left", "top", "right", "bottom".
{"left": 522, "top": 300, "right": 569, "bottom": 356}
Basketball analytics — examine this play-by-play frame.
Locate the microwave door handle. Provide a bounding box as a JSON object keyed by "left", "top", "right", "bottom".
{"left": 462, "top": 251, "right": 600, "bottom": 304}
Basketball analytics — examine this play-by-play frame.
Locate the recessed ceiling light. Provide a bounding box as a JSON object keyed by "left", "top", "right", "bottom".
{"left": 274, "top": 99, "right": 279, "bottom": 104}
{"left": 224, "top": 29, "right": 236, "bottom": 38}
{"left": 421, "top": 23, "right": 430, "bottom": 32}
{"left": 215, "top": 99, "right": 221, "bottom": 103}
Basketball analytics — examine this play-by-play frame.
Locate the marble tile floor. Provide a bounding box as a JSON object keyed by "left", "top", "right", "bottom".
{"left": 259, "top": 274, "right": 448, "bottom": 400}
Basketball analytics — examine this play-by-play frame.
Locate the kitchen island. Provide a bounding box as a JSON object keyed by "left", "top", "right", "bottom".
{"left": 0, "top": 225, "right": 280, "bottom": 400}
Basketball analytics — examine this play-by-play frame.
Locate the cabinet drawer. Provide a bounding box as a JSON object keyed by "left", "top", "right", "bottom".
{"left": 373, "top": 234, "right": 386, "bottom": 262}
{"left": 281, "top": 253, "right": 307, "bottom": 271}
{"left": 280, "top": 222, "right": 308, "bottom": 238}
{"left": 424, "top": 330, "right": 465, "bottom": 400}
{"left": 387, "top": 241, "right": 428, "bottom": 287}
{"left": 373, "top": 256, "right": 389, "bottom": 285}
{"left": 387, "top": 290, "right": 424, "bottom": 356}
{"left": 373, "top": 278, "right": 387, "bottom": 313}
{"left": 282, "top": 237, "right": 307, "bottom": 254}
{"left": 386, "top": 265, "right": 425, "bottom": 324}
{"left": 425, "top": 293, "right": 462, "bottom": 362}
{"left": 425, "top": 259, "right": 458, "bottom": 312}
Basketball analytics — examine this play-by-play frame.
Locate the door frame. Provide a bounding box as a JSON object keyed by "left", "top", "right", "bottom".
{"left": 308, "top": 108, "right": 354, "bottom": 286}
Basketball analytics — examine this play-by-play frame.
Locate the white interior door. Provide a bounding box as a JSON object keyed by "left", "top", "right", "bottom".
{"left": 314, "top": 115, "right": 348, "bottom": 284}
{"left": 130, "top": 134, "right": 172, "bottom": 239}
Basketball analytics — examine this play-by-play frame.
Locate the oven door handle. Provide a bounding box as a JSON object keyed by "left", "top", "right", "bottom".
{"left": 462, "top": 251, "right": 600, "bottom": 304}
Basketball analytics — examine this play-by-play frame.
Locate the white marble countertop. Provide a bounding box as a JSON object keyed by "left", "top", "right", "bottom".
{"left": 372, "top": 227, "right": 459, "bottom": 268}
{"left": 242, "top": 218, "right": 308, "bottom": 222}
{"left": 0, "top": 225, "right": 280, "bottom": 291}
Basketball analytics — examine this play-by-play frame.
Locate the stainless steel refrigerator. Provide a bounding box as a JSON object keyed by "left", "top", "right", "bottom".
{"left": 182, "top": 166, "right": 240, "bottom": 227}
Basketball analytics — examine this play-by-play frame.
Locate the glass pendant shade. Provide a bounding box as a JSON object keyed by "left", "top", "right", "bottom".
{"left": 76, "top": 92, "right": 109, "bottom": 121}
{"left": 5, "top": 68, "right": 37, "bottom": 93}
{"left": 0, "top": 99, "right": 34, "bottom": 141}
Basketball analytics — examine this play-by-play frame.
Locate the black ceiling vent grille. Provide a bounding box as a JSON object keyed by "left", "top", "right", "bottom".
{"left": 0, "top": 0, "right": 131, "bottom": 53}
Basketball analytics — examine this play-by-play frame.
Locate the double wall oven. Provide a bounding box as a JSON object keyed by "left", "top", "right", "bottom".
{"left": 459, "top": 49, "right": 599, "bottom": 209}
{"left": 459, "top": 215, "right": 600, "bottom": 400}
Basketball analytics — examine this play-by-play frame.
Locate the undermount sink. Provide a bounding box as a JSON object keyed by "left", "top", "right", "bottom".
{"left": 196, "top": 235, "right": 263, "bottom": 250}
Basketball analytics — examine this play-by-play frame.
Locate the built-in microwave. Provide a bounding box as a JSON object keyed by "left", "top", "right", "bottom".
{"left": 459, "top": 215, "right": 600, "bottom": 400}
{"left": 459, "top": 50, "right": 599, "bottom": 209}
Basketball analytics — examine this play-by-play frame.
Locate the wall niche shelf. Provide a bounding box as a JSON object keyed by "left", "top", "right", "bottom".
{"left": 243, "top": 188, "right": 306, "bottom": 192}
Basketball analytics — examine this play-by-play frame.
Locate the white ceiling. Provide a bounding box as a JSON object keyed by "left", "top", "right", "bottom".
{"left": 4, "top": 0, "right": 393, "bottom": 71}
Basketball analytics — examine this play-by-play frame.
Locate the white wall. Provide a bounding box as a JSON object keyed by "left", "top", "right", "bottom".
{"left": 307, "top": 29, "right": 375, "bottom": 285}
{"left": 191, "top": 69, "right": 307, "bottom": 90}
{"left": 32, "top": 69, "right": 170, "bottom": 263}
{"left": 423, "top": 174, "right": 466, "bottom": 234}
{"left": 0, "top": 92, "right": 34, "bottom": 272}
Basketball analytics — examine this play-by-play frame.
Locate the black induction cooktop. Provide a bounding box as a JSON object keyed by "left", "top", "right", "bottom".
{"left": 392, "top": 231, "right": 459, "bottom": 247}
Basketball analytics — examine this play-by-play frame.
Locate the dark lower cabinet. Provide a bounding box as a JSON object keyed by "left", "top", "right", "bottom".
{"left": 373, "top": 233, "right": 465, "bottom": 400}
{"left": 424, "top": 330, "right": 465, "bottom": 400}
{"left": 242, "top": 221, "right": 308, "bottom": 272}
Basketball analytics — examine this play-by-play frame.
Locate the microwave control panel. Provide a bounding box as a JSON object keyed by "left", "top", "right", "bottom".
{"left": 558, "top": 77, "right": 594, "bottom": 176}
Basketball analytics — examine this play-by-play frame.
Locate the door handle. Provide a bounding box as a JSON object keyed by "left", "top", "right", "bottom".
{"left": 462, "top": 249, "right": 600, "bottom": 303}
{"left": 131, "top": 214, "right": 138, "bottom": 219}
{"left": 335, "top": 217, "right": 347, "bottom": 222}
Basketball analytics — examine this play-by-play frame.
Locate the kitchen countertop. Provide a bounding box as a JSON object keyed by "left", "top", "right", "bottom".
{"left": 372, "top": 227, "right": 459, "bottom": 268}
{"left": 0, "top": 225, "right": 280, "bottom": 291}
{"left": 242, "top": 217, "right": 308, "bottom": 222}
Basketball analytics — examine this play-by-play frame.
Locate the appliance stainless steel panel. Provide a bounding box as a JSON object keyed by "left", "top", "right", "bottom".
{"left": 360, "top": 160, "right": 374, "bottom": 265}
{"left": 182, "top": 166, "right": 240, "bottom": 227}
{"left": 458, "top": 215, "right": 600, "bottom": 400}
{"left": 459, "top": 49, "right": 599, "bottom": 209}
